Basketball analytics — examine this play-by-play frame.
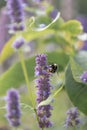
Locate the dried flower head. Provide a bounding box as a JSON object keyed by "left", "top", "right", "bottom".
{"left": 64, "top": 107, "right": 81, "bottom": 128}
{"left": 6, "top": 89, "right": 21, "bottom": 127}
{"left": 35, "top": 54, "right": 53, "bottom": 128}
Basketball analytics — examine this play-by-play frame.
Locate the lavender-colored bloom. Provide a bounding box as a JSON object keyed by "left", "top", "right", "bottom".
{"left": 12, "top": 37, "right": 25, "bottom": 49}
{"left": 35, "top": 54, "right": 53, "bottom": 128}
{"left": 6, "top": 89, "right": 21, "bottom": 127}
{"left": 6, "top": 0, "right": 25, "bottom": 31}
{"left": 81, "top": 41, "right": 87, "bottom": 50}
{"left": 80, "top": 71, "right": 87, "bottom": 83}
{"left": 50, "top": 9, "right": 58, "bottom": 19}
{"left": 64, "top": 107, "right": 80, "bottom": 128}
{"left": 77, "top": 15, "right": 87, "bottom": 33}
{"left": 11, "top": 24, "right": 25, "bottom": 32}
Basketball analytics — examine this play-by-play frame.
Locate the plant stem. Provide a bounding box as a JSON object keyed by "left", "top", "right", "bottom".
{"left": 73, "top": 126, "right": 77, "bottom": 130}
{"left": 34, "top": 108, "right": 45, "bottom": 130}
{"left": 18, "top": 51, "right": 41, "bottom": 129}
{"left": 41, "top": 127, "right": 44, "bottom": 130}
{"left": 18, "top": 51, "right": 35, "bottom": 108}
{"left": 34, "top": 108, "right": 40, "bottom": 124}
{"left": 53, "top": 84, "right": 64, "bottom": 98}
{"left": 12, "top": 127, "right": 17, "bottom": 130}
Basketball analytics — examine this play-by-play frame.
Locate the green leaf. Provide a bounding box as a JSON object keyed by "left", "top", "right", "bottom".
{"left": 0, "top": 29, "right": 54, "bottom": 63}
{"left": 61, "top": 20, "right": 83, "bottom": 36}
{"left": 0, "top": 13, "right": 61, "bottom": 63}
{"left": 38, "top": 96, "right": 53, "bottom": 107}
{"left": 65, "top": 51, "right": 87, "bottom": 115}
{"left": 0, "top": 51, "right": 69, "bottom": 96}
{"left": 33, "top": 12, "right": 60, "bottom": 31}
{"left": 21, "top": 103, "right": 33, "bottom": 111}
{"left": 0, "top": 36, "right": 16, "bottom": 63}
{"left": 70, "top": 58, "right": 84, "bottom": 83}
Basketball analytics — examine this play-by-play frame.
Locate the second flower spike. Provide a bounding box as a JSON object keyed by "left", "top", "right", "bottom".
{"left": 35, "top": 54, "right": 53, "bottom": 128}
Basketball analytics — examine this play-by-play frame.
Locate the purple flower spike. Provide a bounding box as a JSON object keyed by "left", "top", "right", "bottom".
{"left": 64, "top": 107, "right": 81, "bottom": 128}
{"left": 6, "top": 89, "right": 21, "bottom": 127}
{"left": 80, "top": 71, "right": 87, "bottom": 83}
{"left": 35, "top": 54, "right": 53, "bottom": 128}
{"left": 6, "top": 0, "right": 25, "bottom": 31}
{"left": 12, "top": 37, "right": 25, "bottom": 49}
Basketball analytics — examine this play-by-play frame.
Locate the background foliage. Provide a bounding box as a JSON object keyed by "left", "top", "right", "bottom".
{"left": 0, "top": 0, "right": 87, "bottom": 130}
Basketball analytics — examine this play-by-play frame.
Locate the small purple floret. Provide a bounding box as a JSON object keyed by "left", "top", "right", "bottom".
{"left": 11, "top": 24, "right": 25, "bottom": 32}
{"left": 35, "top": 54, "right": 53, "bottom": 128}
{"left": 80, "top": 71, "right": 87, "bottom": 83}
{"left": 6, "top": 89, "right": 21, "bottom": 127}
{"left": 12, "top": 37, "right": 25, "bottom": 49}
{"left": 64, "top": 107, "right": 80, "bottom": 128}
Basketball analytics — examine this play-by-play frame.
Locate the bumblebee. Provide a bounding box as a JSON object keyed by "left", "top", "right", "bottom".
{"left": 47, "top": 63, "right": 58, "bottom": 73}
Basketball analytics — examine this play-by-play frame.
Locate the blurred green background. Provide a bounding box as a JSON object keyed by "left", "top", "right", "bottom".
{"left": 0, "top": 0, "right": 87, "bottom": 130}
